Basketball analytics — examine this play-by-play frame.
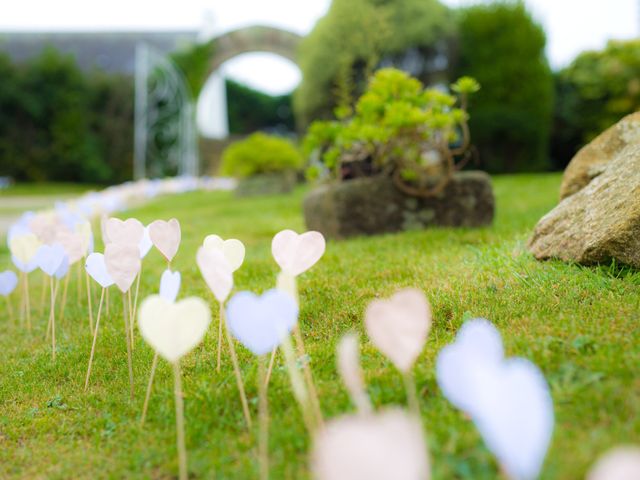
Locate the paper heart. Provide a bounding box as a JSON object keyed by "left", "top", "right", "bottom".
{"left": 35, "top": 244, "right": 67, "bottom": 277}
{"left": 364, "top": 288, "right": 432, "bottom": 373}
{"left": 159, "top": 268, "right": 181, "bottom": 303}
{"left": 139, "top": 226, "right": 153, "bottom": 258}
{"left": 55, "top": 227, "right": 86, "bottom": 264}
{"left": 276, "top": 271, "right": 298, "bottom": 305}
{"left": 338, "top": 334, "right": 370, "bottom": 413}
{"left": 29, "top": 213, "right": 62, "bottom": 244}
{"left": 196, "top": 247, "right": 233, "bottom": 302}
{"left": 11, "top": 255, "right": 38, "bottom": 273}
{"left": 203, "top": 234, "right": 245, "bottom": 271}
{"left": 105, "top": 217, "right": 145, "bottom": 246}
{"left": 9, "top": 233, "right": 41, "bottom": 264}
{"left": 272, "top": 229, "right": 325, "bottom": 276}
{"left": 54, "top": 254, "right": 70, "bottom": 279}
{"left": 138, "top": 295, "right": 211, "bottom": 363}
{"left": 104, "top": 243, "right": 141, "bottom": 293}
{"left": 312, "top": 409, "right": 430, "bottom": 480}
{"left": 226, "top": 289, "right": 298, "bottom": 356}
{"left": 436, "top": 319, "right": 504, "bottom": 415}
{"left": 588, "top": 446, "right": 640, "bottom": 480}
{"left": 436, "top": 319, "right": 553, "bottom": 480}
{"left": 85, "top": 253, "right": 115, "bottom": 289}
{"left": 0, "top": 271, "right": 18, "bottom": 296}
{"left": 149, "top": 218, "right": 181, "bottom": 262}
{"left": 76, "top": 221, "right": 93, "bottom": 256}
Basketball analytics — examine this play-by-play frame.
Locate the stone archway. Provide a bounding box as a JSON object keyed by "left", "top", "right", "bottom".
{"left": 198, "top": 26, "right": 302, "bottom": 139}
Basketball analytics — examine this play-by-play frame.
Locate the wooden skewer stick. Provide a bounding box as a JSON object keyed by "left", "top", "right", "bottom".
{"left": 216, "top": 303, "right": 224, "bottom": 372}
{"left": 293, "top": 325, "right": 324, "bottom": 427}
{"left": 84, "top": 288, "right": 106, "bottom": 391}
{"left": 131, "top": 265, "right": 143, "bottom": 343}
{"left": 122, "top": 292, "right": 134, "bottom": 400}
{"left": 85, "top": 268, "right": 94, "bottom": 335}
{"left": 258, "top": 355, "right": 269, "bottom": 480}
{"left": 106, "top": 286, "right": 110, "bottom": 316}
{"left": 39, "top": 271, "right": 47, "bottom": 315}
{"left": 24, "top": 273, "right": 31, "bottom": 332}
{"left": 264, "top": 346, "right": 277, "bottom": 389}
{"left": 5, "top": 295, "right": 14, "bottom": 323}
{"left": 128, "top": 289, "right": 134, "bottom": 351}
{"left": 140, "top": 352, "right": 159, "bottom": 426}
{"left": 173, "top": 361, "right": 188, "bottom": 480}
{"left": 19, "top": 272, "right": 25, "bottom": 327}
{"left": 49, "top": 276, "right": 56, "bottom": 361}
{"left": 280, "top": 333, "right": 316, "bottom": 433}
{"left": 221, "top": 303, "right": 252, "bottom": 429}
{"left": 58, "top": 274, "right": 70, "bottom": 322}
{"left": 46, "top": 279, "right": 59, "bottom": 340}
{"left": 403, "top": 370, "right": 420, "bottom": 417}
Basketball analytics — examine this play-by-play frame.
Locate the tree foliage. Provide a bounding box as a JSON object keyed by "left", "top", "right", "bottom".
{"left": 294, "top": 0, "right": 453, "bottom": 126}
{"left": 453, "top": 1, "right": 554, "bottom": 172}
{"left": 171, "top": 40, "right": 216, "bottom": 97}
{"left": 551, "top": 39, "right": 640, "bottom": 168}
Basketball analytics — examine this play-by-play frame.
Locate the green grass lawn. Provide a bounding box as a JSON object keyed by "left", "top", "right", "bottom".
{"left": 0, "top": 173, "right": 638, "bottom": 479}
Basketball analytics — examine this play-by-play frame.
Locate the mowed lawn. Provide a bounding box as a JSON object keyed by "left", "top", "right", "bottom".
{"left": 0, "top": 173, "right": 638, "bottom": 479}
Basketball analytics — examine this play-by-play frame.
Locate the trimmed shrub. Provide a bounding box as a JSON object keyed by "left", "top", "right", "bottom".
{"left": 220, "top": 133, "right": 303, "bottom": 178}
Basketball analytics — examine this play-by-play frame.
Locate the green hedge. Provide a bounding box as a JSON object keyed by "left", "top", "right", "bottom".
{"left": 220, "top": 133, "right": 303, "bottom": 178}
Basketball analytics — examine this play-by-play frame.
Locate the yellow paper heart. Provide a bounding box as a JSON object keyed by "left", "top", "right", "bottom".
{"left": 9, "top": 234, "right": 42, "bottom": 264}
{"left": 203, "top": 235, "right": 245, "bottom": 271}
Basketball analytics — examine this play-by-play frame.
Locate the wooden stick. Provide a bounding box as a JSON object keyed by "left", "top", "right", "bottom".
{"left": 258, "top": 355, "right": 269, "bottom": 480}
{"left": 216, "top": 302, "right": 224, "bottom": 372}
{"left": 264, "top": 346, "right": 277, "bottom": 389}
{"left": 50, "top": 276, "right": 56, "bottom": 361}
{"left": 140, "top": 352, "right": 159, "bottom": 426}
{"left": 46, "top": 279, "right": 59, "bottom": 341}
{"left": 39, "top": 271, "right": 47, "bottom": 315}
{"left": 280, "top": 333, "right": 316, "bottom": 433}
{"left": 173, "top": 361, "right": 188, "bottom": 480}
{"left": 76, "top": 262, "right": 83, "bottom": 303}
{"left": 84, "top": 288, "right": 105, "bottom": 391}
{"left": 122, "top": 292, "right": 134, "bottom": 400}
{"left": 5, "top": 295, "right": 14, "bottom": 323}
{"left": 18, "top": 272, "right": 25, "bottom": 327}
{"left": 106, "top": 286, "right": 110, "bottom": 316}
{"left": 24, "top": 272, "right": 31, "bottom": 332}
{"left": 403, "top": 370, "right": 420, "bottom": 417}
{"left": 293, "top": 325, "right": 323, "bottom": 427}
{"left": 132, "top": 265, "right": 142, "bottom": 328}
{"left": 128, "top": 289, "right": 134, "bottom": 351}
{"left": 85, "top": 268, "right": 94, "bottom": 335}
{"left": 221, "top": 303, "right": 252, "bottom": 429}
{"left": 59, "top": 274, "right": 70, "bottom": 322}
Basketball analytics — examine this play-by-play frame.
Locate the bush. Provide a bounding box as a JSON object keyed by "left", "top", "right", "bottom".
{"left": 303, "top": 68, "right": 478, "bottom": 196}
{"left": 551, "top": 39, "right": 640, "bottom": 169}
{"left": 220, "top": 133, "right": 303, "bottom": 178}
{"left": 453, "top": 1, "right": 554, "bottom": 172}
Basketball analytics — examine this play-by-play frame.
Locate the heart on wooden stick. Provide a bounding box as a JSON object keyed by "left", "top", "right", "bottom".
{"left": 0, "top": 271, "right": 18, "bottom": 296}
{"left": 272, "top": 229, "right": 325, "bottom": 277}
{"left": 85, "top": 253, "right": 115, "bottom": 289}
{"left": 138, "top": 295, "right": 211, "bottom": 363}
{"left": 104, "top": 243, "right": 141, "bottom": 293}
{"left": 105, "top": 217, "right": 144, "bottom": 246}
{"left": 312, "top": 409, "right": 430, "bottom": 480}
{"left": 35, "top": 244, "right": 67, "bottom": 277}
{"left": 55, "top": 227, "right": 86, "bottom": 264}
{"left": 159, "top": 269, "right": 181, "bottom": 303}
{"left": 196, "top": 247, "right": 233, "bottom": 302}
{"left": 149, "top": 218, "right": 181, "bottom": 262}
{"left": 9, "top": 233, "right": 41, "bottom": 265}
{"left": 203, "top": 235, "right": 245, "bottom": 271}
{"left": 588, "top": 446, "right": 640, "bottom": 480}
{"left": 364, "top": 288, "right": 432, "bottom": 373}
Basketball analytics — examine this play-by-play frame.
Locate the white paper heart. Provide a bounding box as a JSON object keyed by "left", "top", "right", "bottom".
{"left": 35, "top": 244, "right": 67, "bottom": 277}
{"left": 0, "top": 270, "right": 18, "bottom": 296}
{"left": 9, "top": 233, "right": 41, "bottom": 265}
{"left": 588, "top": 446, "right": 640, "bottom": 480}
{"left": 54, "top": 254, "right": 70, "bottom": 279}
{"left": 312, "top": 409, "right": 430, "bottom": 480}
{"left": 85, "top": 253, "right": 115, "bottom": 289}
{"left": 11, "top": 255, "right": 38, "bottom": 273}
{"left": 149, "top": 218, "right": 181, "bottom": 262}
{"left": 105, "top": 217, "right": 144, "bottom": 246}
{"left": 364, "top": 288, "right": 432, "bottom": 373}
{"left": 139, "top": 226, "right": 153, "bottom": 258}
{"left": 203, "top": 234, "right": 245, "bottom": 271}
{"left": 138, "top": 295, "right": 211, "bottom": 363}
{"left": 436, "top": 319, "right": 553, "bottom": 480}
{"left": 159, "top": 268, "right": 181, "bottom": 303}
{"left": 104, "top": 243, "right": 141, "bottom": 293}
{"left": 226, "top": 289, "right": 298, "bottom": 356}
{"left": 272, "top": 229, "right": 325, "bottom": 276}
{"left": 436, "top": 319, "right": 504, "bottom": 415}
{"left": 196, "top": 246, "right": 233, "bottom": 302}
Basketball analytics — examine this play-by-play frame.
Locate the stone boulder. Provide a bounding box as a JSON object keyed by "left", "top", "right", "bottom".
{"left": 528, "top": 139, "right": 640, "bottom": 268}
{"left": 560, "top": 111, "right": 640, "bottom": 199}
{"left": 303, "top": 171, "right": 494, "bottom": 239}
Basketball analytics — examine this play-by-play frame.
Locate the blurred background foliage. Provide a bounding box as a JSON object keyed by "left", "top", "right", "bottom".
{"left": 0, "top": 0, "right": 638, "bottom": 183}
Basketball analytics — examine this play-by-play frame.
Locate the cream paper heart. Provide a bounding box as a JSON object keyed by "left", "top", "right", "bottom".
{"left": 271, "top": 229, "right": 325, "bottom": 276}
{"left": 312, "top": 409, "right": 430, "bottom": 480}
{"left": 588, "top": 446, "right": 640, "bottom": 480}
{"left": 149, "top": 218, "right": 181, "bottom": 262}
{"left": 203, "top": 235, "right": 245, "bottom": 271}
{"left": 105, "top": 217, "right": 144, "bottom": 246}
{"left": 55, "top": 227, "right": 86, "bottom": 264}
{"left": 138, "top": 295, "right": 211, "bottom": 363}
{"left": 9, "top": 233, "right": 41, "bottom": 265}
{"left": 364, "top": 288, "right": 432, "bottom": 373}
{"left": 104, "top": 243, "right": 141, "bottom": 293}
{"left": 196, "top": 246, "right": 233, "bottom": 302}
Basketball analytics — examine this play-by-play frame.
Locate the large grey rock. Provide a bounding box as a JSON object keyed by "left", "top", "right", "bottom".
{"left": 560, "top": 111, "right": 640, "bottom": 200}
{"left": 528, "top": 141, "right": 640, "bottom": 267}
{"left": 303, "top": 171, "right": 495, "bottom": 239}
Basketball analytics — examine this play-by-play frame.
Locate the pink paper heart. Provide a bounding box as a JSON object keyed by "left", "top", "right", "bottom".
{"left": 365, "top": 288, "right": 432, "bottom": 373}
{"left": 104, "top": 243, "right": 141, "bottom": 293}
{"left": 149, "top": 218, "right": 181, "bottom": 262}
{"left": 55, "top": 227, "right": 86, "bottom": 264}
{"left": 196, "top": 246, "right": 233, "bottom": 302}
{"left": 271, "top": 229, "right": 325, "bottom": 276}
{"left": 105, "top": 217, "right": 144, "bottom": 246}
